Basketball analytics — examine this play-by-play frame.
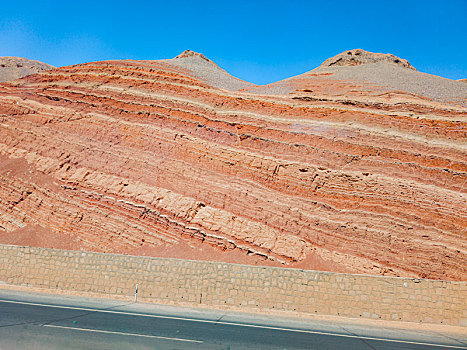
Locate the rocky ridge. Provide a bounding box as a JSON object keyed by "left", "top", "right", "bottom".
{"left": 0, "top": 50, "right": 465, "bottom": 281}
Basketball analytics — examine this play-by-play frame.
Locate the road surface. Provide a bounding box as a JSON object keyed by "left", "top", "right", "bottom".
{"left": 0, "top": 289, "right": 465, "bottom": 349}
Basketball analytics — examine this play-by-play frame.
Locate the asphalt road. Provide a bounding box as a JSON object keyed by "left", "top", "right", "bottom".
{"left": 0, "top": 290, "right": 465, "bottom": 349}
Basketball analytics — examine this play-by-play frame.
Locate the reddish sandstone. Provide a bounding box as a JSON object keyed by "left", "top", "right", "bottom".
{"left": 0, "top": 50, "right": 465, "bottom": 280}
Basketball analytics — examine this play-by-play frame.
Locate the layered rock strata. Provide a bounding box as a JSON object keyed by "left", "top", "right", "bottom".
{"left": 0, "top": 51, "right": 465, "bottom": 280}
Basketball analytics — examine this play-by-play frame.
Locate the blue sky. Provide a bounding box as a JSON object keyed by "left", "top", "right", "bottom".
{"left": 1, "top": 0, "right": 466, "bottom": 84}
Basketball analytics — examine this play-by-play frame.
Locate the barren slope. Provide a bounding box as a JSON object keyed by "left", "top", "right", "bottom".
{"left": 0, "top": 57, "right": 54, "bottom": 82}
{"left": 0, "top": 51, "right": 466, "bottom": 280}
{"left": 159, "top": 50, "right": 254, "bottom": 91}
{"left": 247, "top": 49, "right": 467, "bottom": 106}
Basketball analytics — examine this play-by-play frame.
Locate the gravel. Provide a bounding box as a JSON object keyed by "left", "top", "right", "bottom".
{"left": 159, "top": 49, "right": 467, "bottom": 106}
{"left": 161, "top": 52, "right": 253, "bottom": 91}
{"left": 313, "top": 63, "right": 467, "bottom": 105}
{"left": 246, "top": 62, "right": 467, "bottom": 106}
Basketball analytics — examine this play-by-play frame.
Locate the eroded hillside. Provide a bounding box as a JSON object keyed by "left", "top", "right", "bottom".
{"left": 0, "top": 50, "right": 465, "bottom": 280}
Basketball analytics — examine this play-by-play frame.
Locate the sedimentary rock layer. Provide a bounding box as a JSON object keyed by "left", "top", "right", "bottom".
{"left": 0, "top": 51, "right": 466, "bottom": 280}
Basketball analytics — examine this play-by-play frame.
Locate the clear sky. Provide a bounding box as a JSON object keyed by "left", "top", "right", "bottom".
{"left": 1, "top": 0, "right": 466, "bottom": 84}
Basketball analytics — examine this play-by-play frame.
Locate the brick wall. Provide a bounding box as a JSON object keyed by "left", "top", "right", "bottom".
{"left": 0, "top": 244, "right": 465, "bottom": 326}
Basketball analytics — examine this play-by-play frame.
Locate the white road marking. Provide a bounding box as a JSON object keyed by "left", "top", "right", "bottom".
{"left": 42, "top": 324, "right": 202, "bottom": 343}
{"left": 0, "top": 299, "right": 465, "bottom": 349}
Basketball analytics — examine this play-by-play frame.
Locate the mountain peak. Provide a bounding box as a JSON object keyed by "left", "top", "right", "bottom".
{"left": 173, "top": 50, "right": 216, "bottom": 65}
{"left": 319, "top": 49, "right": 416, "bottom": 70}
{"left": 166, "top": 50, "right": 252, "bottom": 91}
{"left": 0, "top": 56, "right": 54, "bottom": 82}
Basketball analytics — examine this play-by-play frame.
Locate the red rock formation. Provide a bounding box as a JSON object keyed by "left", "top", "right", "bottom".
{"left": 0, "top": 51, "right": 465, "bottom": 280}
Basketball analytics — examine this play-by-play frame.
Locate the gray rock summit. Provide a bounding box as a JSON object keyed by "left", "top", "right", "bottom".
{"left": 160, "top": 50, "right": 254, "bottom": 91}
{"left": 173, "top": 50, "right": 218, "bottom": 66}
{"left": 319, "top": 49, "right": 416, "bottom": 70}
{"left": 245, "top": 49, "right": 466, "bottom": 105}
{"left": 0, "top": 56, "right": 54, "bottom": 82}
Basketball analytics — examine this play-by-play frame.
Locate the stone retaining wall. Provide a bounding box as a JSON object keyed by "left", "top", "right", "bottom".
{"left": 0, "top": 244, "right": 465, "bottom": 326}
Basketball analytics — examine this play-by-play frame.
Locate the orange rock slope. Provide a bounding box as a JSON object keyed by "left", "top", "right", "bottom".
{"left": 0, "top": 50, "right": 466, "bottom": 280}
